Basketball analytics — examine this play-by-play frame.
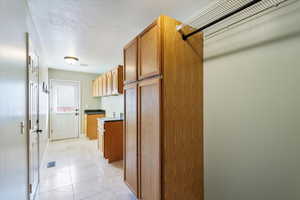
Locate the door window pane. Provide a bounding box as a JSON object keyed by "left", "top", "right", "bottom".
{"left": 54, "top": 85, "right": 77, "bottom": 113}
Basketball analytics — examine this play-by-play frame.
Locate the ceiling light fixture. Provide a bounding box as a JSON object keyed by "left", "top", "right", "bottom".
{"left": 64, "top": 56, "right": 79, "bottom": 65}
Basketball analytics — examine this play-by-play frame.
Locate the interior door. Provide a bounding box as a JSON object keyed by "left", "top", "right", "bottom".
{"left": 139, "top": 77, "right": 161, "bottom": 200}
{"left": 124, "top": 83, "right": 138, "bottom": 196}
{"left": 27, "top": 34, "right": 40, "bottom": 200}
{"left": 50, "top": 80, "right": 80, "bottom": 140}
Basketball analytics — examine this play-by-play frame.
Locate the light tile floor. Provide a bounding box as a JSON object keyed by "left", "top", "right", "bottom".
{"left": 36, "top": 138, "right": 135, "bottom": 200}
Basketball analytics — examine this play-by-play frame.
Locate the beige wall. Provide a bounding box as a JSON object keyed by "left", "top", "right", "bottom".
{"left": 204, "top": 2, "right": 300, "bottom": 200}
{"left": 48, "top": 69, "right": 101, "bottom": 134}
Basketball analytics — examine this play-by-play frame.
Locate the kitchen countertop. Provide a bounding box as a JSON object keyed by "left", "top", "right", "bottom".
{"left": 97, "top": 117, "right": 123, "bottom": 122}
{"left": 84, "top": 109, "right": 105, "bottom": 115}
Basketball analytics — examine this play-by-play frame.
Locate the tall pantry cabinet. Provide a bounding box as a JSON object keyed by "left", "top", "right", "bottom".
{"left": 123, "top": 15, "right": 203, "bottom": 200}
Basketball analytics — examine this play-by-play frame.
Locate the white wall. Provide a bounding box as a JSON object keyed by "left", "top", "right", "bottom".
{"left": 204, "top": 2, "right": 300, "bottom": 200}
{"left": 101, "top": 95, "right": 124, "bottom": 118}
{"left": 48, "top": 69, "right": 101, "bottom": 134}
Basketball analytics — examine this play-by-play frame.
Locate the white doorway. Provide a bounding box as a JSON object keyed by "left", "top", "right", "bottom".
{"left": 50, "top": 80, "right": 80, "bottom": 140}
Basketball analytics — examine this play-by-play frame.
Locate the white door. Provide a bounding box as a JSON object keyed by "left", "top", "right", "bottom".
{"left": 50, "top": 80, "right": 80, "bottom": 140}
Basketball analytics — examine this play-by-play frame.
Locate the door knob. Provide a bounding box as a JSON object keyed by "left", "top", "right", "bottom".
{"left": 36, "top": 129, "right": 43, "bottom": 134}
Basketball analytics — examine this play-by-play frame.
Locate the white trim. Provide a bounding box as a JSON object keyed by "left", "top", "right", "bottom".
{"left": 49, "top": 79, "right": 81, "bottom": 141}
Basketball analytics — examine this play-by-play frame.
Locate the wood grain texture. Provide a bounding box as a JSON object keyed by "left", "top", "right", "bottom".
{"left": 98, "top": 76, "right": 103, "bottom": 97}
{"left": 112, "top": 65, "right": 124, "bottom": 95}
{"left": 138, "top": 20, "right": 161, "bottom": 80}
{"left": 123, "top": 15, "right": 203, "bottom": 200}
{"left": 104, "top": 121, "right": 123, "bottom": 163}
{"left": 106, "top": 71, "right": 112, "bottom": 96}
{"left": 124, "top": 38, "right": 138, "bottom": 84}
{"left": 139, "top": 77, "right": 161, "bottom": 200}
{"left": 102, "top": 74, "right": 107, "bottom": 96}
{"left": 87, "top": 114, "right": 105, "bottom": 140}
{"left": 124, "top": 83, "right": 139, "bottom": 196}
{"left": 160, "top": 15, "right": 203, "bottom": 200}
{"left": 95, "top": 78, "right": 99, "bottom": 97}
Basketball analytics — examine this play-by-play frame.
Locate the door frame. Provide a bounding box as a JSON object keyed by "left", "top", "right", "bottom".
{"left": 26, "top": 32, "right": 40, "bottom": 200}
{"left": 49, "top": 79, "right": 81, "bottom": 141}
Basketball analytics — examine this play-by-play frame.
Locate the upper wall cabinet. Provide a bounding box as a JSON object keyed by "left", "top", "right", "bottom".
{"left": 94, "top": 78, "right": 99, "bottom": 97}
{"left": 102, "top": 73, "right": 107, "bottom": 96}
{"left": 124, "top": 38, "right": 138, "bottom": 84}
{"left": 98, "top": 76, "right": 103, "bottom": 97}
{"left": 106, "top": 71, "right": 112, "bottom": 96}
{"left": 112, "top": 65, "right": 124, "bottom": 95}
{"left": 92, "top": 65, "right": 123, "bottom": 97}
{"left": 138, "top": 21, "right": 161, "bottom": 80}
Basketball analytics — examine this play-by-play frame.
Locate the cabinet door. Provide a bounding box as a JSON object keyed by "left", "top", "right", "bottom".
{"left": 139, "top": 77, "right": 161, "bottom": 200}
{"left": 102, "top": 74, "right": 107, "bottom": 96}
{"left": 98, "top": 76, "right": 103, "bottom": 97}
{"left": 124, "top": 83, "right": 138, "bottom": 196}
{"left": 112, "top": 66, "right": 124, "bottom": 95}
{"left": 112, "top": 68, "right": 118, "bottom": 95}
{"left": 92, "top": 80, "right": 96, "bottom": 97}
{"left": 138, "top": 21, "right": 161, "bottom": 80}
{"left": 106, "top": 71, "right": 112, "bottom": 96}
{"left": 124, "top": 38, "right": 138, "bottom": 83}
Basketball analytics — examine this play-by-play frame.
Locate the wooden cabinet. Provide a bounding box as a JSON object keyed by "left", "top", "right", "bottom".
{"left": 124, "top": 38, "right": 138, "bottom": 84}
{"left": 123, "top": 15, "right": 203, "bottom": 200}
{"left": 102, "top": 74, "right": 107, "bottom": 96}
{"left": 92, "top": 77, "right": 102, "bottom": 97}
{"left": 92, "top": 66, "right": 123, "bottom": 97}
{"left": 139, "top": 78, "right": 161, "bottom": 200}
{"left": 138, "top": 22, "right": 161, "bottom": 80}
{"left": 85, "top": 114, "right": 105, "bottom": 140}
{"left": 103, "top": 121, "right": 123, "bottom": 163}
{"left": 124, "top": 83, "right": 138, "bottom": 195}
{"left": 92, "top": 79, "right": 99, "bottom": 97}
{"left": 98, "top": 120, "right": 124, "bottom": 163}
{"left": 112, "top": 66, "right": 124, "bottom": 95}
{"left": 98, "top": 76, "right": 103, "bottom": 96}
{"left": 106, "top": 71, "right": 112, "bottom": 96}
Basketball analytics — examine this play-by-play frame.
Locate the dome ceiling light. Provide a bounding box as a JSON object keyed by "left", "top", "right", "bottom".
{"left": 64, "top": 56, "right": 79, "bottom": 65}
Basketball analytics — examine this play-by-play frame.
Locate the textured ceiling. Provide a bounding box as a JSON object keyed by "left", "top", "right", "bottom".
{"left": 27, "top": 0, "right": 210, "bottom": 73}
